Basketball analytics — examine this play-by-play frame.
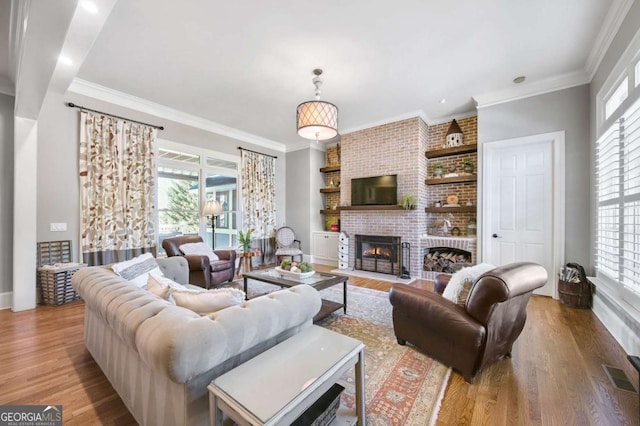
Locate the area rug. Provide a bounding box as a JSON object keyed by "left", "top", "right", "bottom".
{"left": 244, "top": 280, "right": 451, "bottom": 426}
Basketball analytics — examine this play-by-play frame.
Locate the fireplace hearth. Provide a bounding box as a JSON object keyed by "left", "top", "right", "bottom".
{"left": 355, "top": 235, "right": 401, "bottom": 276}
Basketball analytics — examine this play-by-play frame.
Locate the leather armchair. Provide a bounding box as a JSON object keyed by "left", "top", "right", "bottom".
{"left": 389, "top": 262, "right": 547, "bottom": 382}
{"left": 162, "top": 235, "right": 237, "bottom": 289}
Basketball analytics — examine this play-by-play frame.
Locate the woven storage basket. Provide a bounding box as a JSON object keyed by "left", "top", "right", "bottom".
{"left": 37, "top": 240, "right": 85, "bottom": 305}
{"left": 37, "top": 265, "right": 84, "bottom": 305}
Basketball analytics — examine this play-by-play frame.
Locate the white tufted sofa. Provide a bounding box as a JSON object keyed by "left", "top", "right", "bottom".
{"left": 72, "top": 257, "right": 321, "bottom": 426}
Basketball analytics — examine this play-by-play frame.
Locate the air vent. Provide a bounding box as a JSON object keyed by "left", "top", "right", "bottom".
{"left": 602, "top": 364, "right": 638, "bottom": 393}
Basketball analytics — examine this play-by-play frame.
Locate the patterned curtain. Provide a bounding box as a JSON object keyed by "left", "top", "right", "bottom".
{"left": 241, "top": 150, "right": 276, "bottom": 239}
{"left": 79, "top": 111, "right": 157, "bottom": 265}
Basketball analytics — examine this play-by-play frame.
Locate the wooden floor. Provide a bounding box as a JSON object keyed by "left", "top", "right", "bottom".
{"left": 0, "top": 266, "right": 638, "bottom": 425}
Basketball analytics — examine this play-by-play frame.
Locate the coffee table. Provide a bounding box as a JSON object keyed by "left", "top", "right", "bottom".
{"left": 242, "top": 269, "right": 348, "bottom": 322}
{"left": 208, "top": 325, "right": 365, "bottom": 425}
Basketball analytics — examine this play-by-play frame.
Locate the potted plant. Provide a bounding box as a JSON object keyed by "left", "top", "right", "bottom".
{"left": 401, "top": 194, "right": 417, "bottom": 210}
{"left": 238, "top": 229, "right": 253, "bottom": 252}
{"left": 433, "top": 162, "right": 444, "bottom": 178}
{"left": 462, "top": 159, "right": 474, "bottom": 174}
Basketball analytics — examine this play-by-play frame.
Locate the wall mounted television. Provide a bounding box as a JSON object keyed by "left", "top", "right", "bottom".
{"left": 351, "top": 174, "right": 397, "bottom": 206}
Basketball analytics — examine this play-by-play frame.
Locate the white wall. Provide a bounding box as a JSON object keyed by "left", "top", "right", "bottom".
{"left": 0, "top": 94, "right": 14, "bottom": 302}
{"left": 477, "top": 84, "right": 591, "bottom": 270}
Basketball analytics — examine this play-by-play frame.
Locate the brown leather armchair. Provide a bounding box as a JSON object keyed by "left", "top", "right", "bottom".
{"left": 389, "top": 262, "right": 547, "bottom": 382}
{"left": 162, "top": 235, "right": 236, "bottom": 289}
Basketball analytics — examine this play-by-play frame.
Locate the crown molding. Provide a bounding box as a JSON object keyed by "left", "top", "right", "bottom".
{"left": 68, "top": 78, "right": 287, "bottom": 153}
{"left": 340, "top": 110, "right": 428, "bottom": 135}
{"left": 585, "top": 0, "right": 634, "bottom": 79}
{"left": 473, "top": 70, "right": 590, "bottom": 109}
{"left": 428, "top": 110, "right": 478, "bottom": 126}
{"left": 285, "top": 140, "right": 328, "bottom": 153}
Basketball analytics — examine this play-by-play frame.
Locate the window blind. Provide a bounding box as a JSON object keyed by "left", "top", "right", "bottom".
{"left": 596, "top": 96, "right": 640, "bottom": 294}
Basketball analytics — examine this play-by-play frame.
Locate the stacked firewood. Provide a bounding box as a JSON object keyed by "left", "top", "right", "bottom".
{"left": 423, "top": 250, "right": 471, "bottom": 272}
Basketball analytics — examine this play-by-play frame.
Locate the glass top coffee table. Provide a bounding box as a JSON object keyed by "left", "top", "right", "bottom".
{"left": 208, "top": 325, "right": 365, "bottom": 425}
{"left": 242, "top": 269, "right": 349, "bottom": 322}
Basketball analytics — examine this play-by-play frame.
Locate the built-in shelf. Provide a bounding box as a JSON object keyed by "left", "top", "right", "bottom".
{"left": 425, "top": 206, "right": 476, "bottom": 213}
{"left": 320, "top": 187, "right": 341, "bottom": 193}
{"left": 425, "top": 144, "right": 477, "bottom": 159}
{"left": 425, "top": 175, "right": 477, "bottom": 185}
{"left": 319, "top": 165, "right": 341, "bottom": 173}
{"left": 339, "top": 205, "right": 405, "bottom": 211}
{"left": 320, "top": 209, "right": 340, "bottom": 214}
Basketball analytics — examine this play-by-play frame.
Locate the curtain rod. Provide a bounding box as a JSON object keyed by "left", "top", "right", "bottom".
{"left": 237, "top": 146, "right": 278, "bottom": 159}
{"left": 65, "top": 102, "right": 165, "bottom": 130}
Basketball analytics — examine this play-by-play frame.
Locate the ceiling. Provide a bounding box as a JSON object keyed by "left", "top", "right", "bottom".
{"left": 0, "top": 0, "right": 12, "bottom": 92}
{"left": 2, "top": 0, "right": 631, "bottom": 150}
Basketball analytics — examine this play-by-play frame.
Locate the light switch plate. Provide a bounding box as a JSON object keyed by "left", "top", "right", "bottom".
{"left": 50, "top": 223, "right": 67, "bottom": 232}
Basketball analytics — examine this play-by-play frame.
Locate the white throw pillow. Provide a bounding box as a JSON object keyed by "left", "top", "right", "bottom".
{"left": 147, "top": 274, "right": 188, "bottom": 300}
{"left": 171, "top": 287, "right": 245, "bottom": 315}
{"left": 179, "top": 242, "right": 219, "bottom": 261}
{"left": 442, "top": 263, "right": 496, "bottom": 306}
{"left": 111, "top": 252, "right": 163, "bottom": 288}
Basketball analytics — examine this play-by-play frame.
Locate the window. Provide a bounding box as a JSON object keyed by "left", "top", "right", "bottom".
{"left": 636, "top": 61, "right": 640, "bottom": 88}
{"left": 156, "top": 145, "right": 239, "bottom": 254}
{"left": 596, "top": 97, "right": 640, "bottom": 296}
{"left": 605, "top": 77, "right": 628, "bottom": 119}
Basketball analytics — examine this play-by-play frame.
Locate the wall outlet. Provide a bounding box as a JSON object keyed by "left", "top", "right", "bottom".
{"left": 50, "top": 222, "right": 67, "bottom": 232}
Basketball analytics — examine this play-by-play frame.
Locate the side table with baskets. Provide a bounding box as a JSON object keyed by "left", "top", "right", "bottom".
{"left": 37, "top": 240, "right": 86, "bottom": 305}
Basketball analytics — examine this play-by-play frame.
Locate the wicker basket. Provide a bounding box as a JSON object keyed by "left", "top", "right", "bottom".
{"left": 37, "top": 265, "right": 85, "bottom": 305}
{"left": 37, "top": 240, "right": 85, "bottom": 305}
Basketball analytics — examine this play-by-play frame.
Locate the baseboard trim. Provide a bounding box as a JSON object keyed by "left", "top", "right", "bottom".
{"left": 0, "top": 291, "right": 13, "bottom": 310}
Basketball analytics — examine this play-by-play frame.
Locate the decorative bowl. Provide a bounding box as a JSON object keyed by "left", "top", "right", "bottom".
{"left": 275, "top": 266, "right": 315, "bottom": 279}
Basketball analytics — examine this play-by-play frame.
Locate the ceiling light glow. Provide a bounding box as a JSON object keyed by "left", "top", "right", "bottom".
{"left": 440, "top": 98, "right": 446, "bottom": 104}
{"left": 58, "top": 55, "right": 73, "bottom": 66}
{"left": 81, "top": 1, "right": 99, "bottom": 14}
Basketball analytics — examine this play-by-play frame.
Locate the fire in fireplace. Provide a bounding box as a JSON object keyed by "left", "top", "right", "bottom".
{"left": 363, "top": 247, "right": 394, "bottom": 260}
{"left": 355, "top": 235, "right": 401, "bottom": 276}
{"left": 423, "top": 247, "right": 472, "bottom": 273}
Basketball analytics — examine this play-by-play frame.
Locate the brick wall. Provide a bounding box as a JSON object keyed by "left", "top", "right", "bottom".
{"left": 426, "top": 116, "right": 478, "bottom": 240}
{"left": 340, "top": 118, "right": 427, "bottom": 276}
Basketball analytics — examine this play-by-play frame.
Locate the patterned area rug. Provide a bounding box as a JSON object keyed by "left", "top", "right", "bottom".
{"left": 245, "top": 280, "right": 451, "bottom": 426}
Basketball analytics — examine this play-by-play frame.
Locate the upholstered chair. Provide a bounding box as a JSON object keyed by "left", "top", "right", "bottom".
{"left": 274, "top": 226, "right": 303, "bottom": 264}
{"left": 162, "top": 235, "right": 236, "bottom": 288}
{"left": 389, "top": 262, "right": 547, "bottom": 382}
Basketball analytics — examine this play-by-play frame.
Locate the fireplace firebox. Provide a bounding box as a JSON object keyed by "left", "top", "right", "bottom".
{"left": 355, "top": 235, "right": 401, "bottom": 276}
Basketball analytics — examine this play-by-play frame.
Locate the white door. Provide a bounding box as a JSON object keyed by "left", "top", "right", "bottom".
{"left": 483, "top": 133, "right": 563, "bottom": 297}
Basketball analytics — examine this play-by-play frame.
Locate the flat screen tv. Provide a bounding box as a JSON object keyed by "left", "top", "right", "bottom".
{"left": 351, "top": 175, "right": 397, "bottom": 206}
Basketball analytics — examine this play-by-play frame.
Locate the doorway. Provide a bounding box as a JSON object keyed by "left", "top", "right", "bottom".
{"left": 481, "top": 131, "right": 565, "bottom": 297}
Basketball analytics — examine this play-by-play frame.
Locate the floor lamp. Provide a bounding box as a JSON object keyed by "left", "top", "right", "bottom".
{"left": 202, "top": 200, "right": 223, "bottom": 250}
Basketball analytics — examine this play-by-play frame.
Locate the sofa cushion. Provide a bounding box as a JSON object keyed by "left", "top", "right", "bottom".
{"left": 171, "top": 287, "right": 245, "bottom": 315}
{"left": 147, "top": 275, "right": 188, "bottom": 300}
{"left": 179, "top": 242, "right": 219, "bottom": 261}
{"left": 111, "top": 252, "right": 163, "bottom": 287}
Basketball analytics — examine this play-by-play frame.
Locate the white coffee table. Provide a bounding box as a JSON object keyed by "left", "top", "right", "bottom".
{"left": 208, "top": 325, "right": 366, "bottom": 426}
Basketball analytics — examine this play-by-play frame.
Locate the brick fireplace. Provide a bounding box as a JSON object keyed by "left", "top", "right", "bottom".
{"left": 340, "top": 118, "right": 428, "bottom": 277}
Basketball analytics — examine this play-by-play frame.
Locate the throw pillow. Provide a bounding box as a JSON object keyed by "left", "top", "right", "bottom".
{"left": 442, "top": 263, "right": 496, "bottom": 307}
{"left": 147, "top": 274, "right": 188, "bottom": 300}
{"left": 178, "top": 242, "right": 220, "bottom": 262}
{"left": 171, "top": 287, "right": 245, "bottom": 315}
{"left": 111, "top": 252, "right": 163, "bottom": 288}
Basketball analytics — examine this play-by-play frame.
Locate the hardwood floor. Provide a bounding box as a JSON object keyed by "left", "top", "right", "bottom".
{"left": 0, "top": 266, "right": 637, "bottom": 425}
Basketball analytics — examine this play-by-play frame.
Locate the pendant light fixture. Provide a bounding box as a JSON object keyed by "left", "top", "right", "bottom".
{"left": 296, "top": 69, "right": 338, "bottom": 142}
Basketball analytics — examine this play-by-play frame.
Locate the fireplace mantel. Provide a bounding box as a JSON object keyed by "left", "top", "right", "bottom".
{"left": 339, "top": 205, "right": 404, "bottom": 211}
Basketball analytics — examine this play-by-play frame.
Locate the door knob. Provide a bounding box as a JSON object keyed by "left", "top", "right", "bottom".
{"left": 492, "top": 233, "right": 499, "bottom": 238}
